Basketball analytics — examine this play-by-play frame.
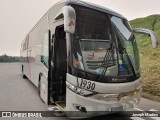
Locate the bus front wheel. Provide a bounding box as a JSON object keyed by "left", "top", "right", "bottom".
{"left": 38, "top": 76, "right": 45, "bottom": 103}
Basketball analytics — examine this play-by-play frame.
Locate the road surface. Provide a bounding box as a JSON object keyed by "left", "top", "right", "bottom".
{"left": 0, "top": 63, "right": 159, "bottom": 120}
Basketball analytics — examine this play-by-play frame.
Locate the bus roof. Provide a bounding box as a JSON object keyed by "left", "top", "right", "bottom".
{"left": 54, "top": 0, "right": 127, "bottom": 20}
{"left": 24, "top": 0, "right": 127, "bottom": 40}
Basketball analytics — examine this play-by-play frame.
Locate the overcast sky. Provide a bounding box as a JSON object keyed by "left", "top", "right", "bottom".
{"left": 0, "top": 0, "right": 160, "bottom": 56}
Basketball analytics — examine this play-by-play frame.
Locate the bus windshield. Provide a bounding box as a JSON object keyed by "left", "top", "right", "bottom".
{"left": 72, "top": 6, "right": 140, "bottom": 78}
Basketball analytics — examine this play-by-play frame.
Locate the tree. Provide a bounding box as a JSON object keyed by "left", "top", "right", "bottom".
{"left": 0, "top": 54, "right": 21, "bottom": 62}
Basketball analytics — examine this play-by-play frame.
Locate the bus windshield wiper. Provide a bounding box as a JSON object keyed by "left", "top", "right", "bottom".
{"left": 98, "top": 51, "right": 109, "bottom": 80}
{"left": 98, "top": 47, "right": 114, "bottom": 81}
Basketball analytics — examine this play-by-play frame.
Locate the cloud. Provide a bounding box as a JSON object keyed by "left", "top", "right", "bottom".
{"left": 0, "top": 0, "right": 160, "bottom": 56}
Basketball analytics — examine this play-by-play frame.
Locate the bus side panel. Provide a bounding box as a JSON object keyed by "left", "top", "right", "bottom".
{"left": 26, "top": 14, "right": 49, "bottom": 104}
{"left": 20, "top": 13, "right": 49, "bottom": 104}
{"left": 28, "top": 15, "right": 49, "bottom": 88}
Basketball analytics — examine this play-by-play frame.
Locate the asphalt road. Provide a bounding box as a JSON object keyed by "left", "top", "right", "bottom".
{"left": 0, "top": 63, "right": 160, "bottom": 120}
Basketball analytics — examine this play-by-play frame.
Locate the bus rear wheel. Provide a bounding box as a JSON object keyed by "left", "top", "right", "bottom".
{"left": 22, "top": 65, "right": 27, "bottom": 79}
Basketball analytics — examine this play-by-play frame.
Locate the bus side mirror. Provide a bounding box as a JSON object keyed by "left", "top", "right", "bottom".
{"left": 54, "top": 6, "right": 76, "bottom": 34}
{"left": 133, "top": 28, "right": 158, "bottom": 48}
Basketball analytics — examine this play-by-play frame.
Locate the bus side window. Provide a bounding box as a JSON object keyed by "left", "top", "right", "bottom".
{"left": 42, "top": 32, "right": 49, "bottom": 68}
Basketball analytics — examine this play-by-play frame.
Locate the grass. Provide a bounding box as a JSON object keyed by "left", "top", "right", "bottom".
{"left": 130, "top": 14, "right": 160, "bottom": 102}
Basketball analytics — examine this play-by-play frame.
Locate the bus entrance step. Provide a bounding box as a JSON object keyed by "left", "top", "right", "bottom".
{"left": 55, "top": 101, "right": 66, "bottom": 111}
{"left": 48, "top": 105, "right": 66, "bottom": 117}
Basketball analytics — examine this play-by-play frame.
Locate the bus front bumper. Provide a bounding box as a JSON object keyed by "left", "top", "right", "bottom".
{"left": 66, "top": 87, "right": 141, "bottom": 118}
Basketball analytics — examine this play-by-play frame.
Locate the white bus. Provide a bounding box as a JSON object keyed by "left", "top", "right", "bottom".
{"left": 20, "top": 0, "right": 158, "bottom": 118}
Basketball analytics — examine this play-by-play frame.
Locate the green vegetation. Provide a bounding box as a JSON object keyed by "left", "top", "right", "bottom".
{"left": 0, "top": 54, "right": 21, "bottom": 62}
{"left": 130, "top": 14, "right": 160, "bottom": 101}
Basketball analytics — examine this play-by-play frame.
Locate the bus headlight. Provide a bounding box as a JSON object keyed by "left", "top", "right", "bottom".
{"left": 91, "top": 89, "right": 141, "bottom": 102}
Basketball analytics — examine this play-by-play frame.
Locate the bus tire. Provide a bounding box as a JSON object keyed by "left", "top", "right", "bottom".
{"left": 38, "top": 76, "right": 45, "bottom": 103}
{"left": 22, "top": 65, "right": 27, "bottom": 79}
{"left": 23, "top": 75, "right": 27, "bottom": 79}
